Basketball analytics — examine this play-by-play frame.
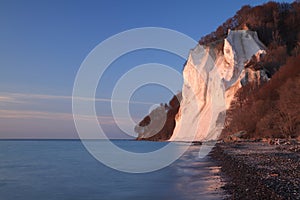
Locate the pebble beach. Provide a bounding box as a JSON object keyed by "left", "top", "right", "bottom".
{"left": 211, "top": 142, "right": 300, "bottom": 200}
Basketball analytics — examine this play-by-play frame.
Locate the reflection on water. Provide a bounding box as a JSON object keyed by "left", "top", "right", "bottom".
{"left": 172, "top": 145, "right": 225, "bottom": 200}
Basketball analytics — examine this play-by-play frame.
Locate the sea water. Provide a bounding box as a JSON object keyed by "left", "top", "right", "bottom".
{"left": 0, "top": 140, "right": 225, "bottom": 200}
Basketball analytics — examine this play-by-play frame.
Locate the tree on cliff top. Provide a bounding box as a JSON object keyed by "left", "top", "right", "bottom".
{"left": 200, "top": 1, "right": 300, "bottom": 57}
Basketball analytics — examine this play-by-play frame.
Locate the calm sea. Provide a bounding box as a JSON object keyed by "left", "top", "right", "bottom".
{"left": 0, "top": 140, "right": 225, "bottom": 200}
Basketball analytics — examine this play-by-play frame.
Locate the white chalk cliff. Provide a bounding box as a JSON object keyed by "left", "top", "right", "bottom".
{"left": 169, "top": 30, "right": 268, "bottom": 141}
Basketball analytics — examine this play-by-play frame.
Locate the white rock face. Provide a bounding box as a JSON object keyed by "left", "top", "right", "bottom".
{"left": 169, "top": 30, "right": 267, "bottom": 141}
{"left": 222, "top": 30, "right": 267, "bottom": 109}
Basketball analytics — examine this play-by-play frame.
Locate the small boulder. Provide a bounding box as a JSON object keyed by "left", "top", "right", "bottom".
{"left": 223, "top": 131, "right": 247, "bottom": 143}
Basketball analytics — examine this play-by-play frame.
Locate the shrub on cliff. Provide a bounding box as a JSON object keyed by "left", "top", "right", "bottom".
{"left": 223, "top": 55, "right": 300, "bottom": 139}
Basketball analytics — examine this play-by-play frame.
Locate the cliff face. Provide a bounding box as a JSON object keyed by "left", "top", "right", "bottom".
{"left": 169, "top": 30, "right": 267, "bottom": 141}
{"left": 135, "top": 2, "right": 300, "bottom": 141}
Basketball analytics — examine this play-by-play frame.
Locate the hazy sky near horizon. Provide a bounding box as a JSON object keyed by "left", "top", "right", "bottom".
{"left": 0, "top": 0, "right": 293, "bottom": 139}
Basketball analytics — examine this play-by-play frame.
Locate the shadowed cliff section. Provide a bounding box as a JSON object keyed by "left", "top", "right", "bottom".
{"left": 135, "top": 93, "right": 181, "bottom": 141}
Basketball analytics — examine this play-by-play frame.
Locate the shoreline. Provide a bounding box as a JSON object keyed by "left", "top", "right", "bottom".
{"left": 210, "top": 141, "right": 300, "bottom": 200}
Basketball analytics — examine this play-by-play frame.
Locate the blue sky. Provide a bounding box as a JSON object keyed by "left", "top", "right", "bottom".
{"left": 0, "top": 0, "right": 293, "bottom": 139}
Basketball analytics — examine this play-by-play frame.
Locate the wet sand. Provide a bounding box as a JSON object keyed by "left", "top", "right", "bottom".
{"left": 211, "top": 142, "right": 300, "bottom": 200}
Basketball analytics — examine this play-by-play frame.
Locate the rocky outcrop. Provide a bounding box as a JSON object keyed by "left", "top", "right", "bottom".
{"left": 135, "top": 93, "right": 181, "bottom": 141}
